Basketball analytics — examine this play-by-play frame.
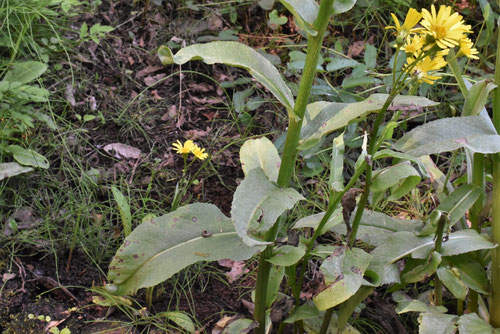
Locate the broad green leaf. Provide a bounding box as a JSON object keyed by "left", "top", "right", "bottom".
{"left": 6, "top": 145, "right": 49, "bottom": 169}
{"left": 330, "top": 210, "right": 422, "bottom": 247}
{"left": 330, "top": 133, "right": 345, "bottom": 191}
{"left": 223, "top": 318, "right": 255, "bottom": 334}
{"left": 111, "top": 186, "right": 132, "bottom": 237}
{"left": 267, "top": 244, "right": 305, "bottom": 266}
{"left": 314, "top": 247, "right": 372, "bottom": 310}
{"left": 446, "top": 254, "right": 488, "bottom": 294}
{"left": 332, "top": 0, "right": 357, "bottom": 14}
{"left": 266, "top": 266, "right": 284, "bottom": 307}
{"left": 283, "top": 304, "right": 320, "bottom": 323}
{"left": 458, "top": 313, "right": 497, "bottom": 334}
{"left": 106, "top": 204, "right": 258, "bottom": 295}
{"left": 240, "top": 137, "right": 280, "bottom": 182}
{"left": 371, "top": 163, "right": 421, "bottom": 201}
{"left": 279, "top": 0, "right": 319, "bottom": 36}
{"left": 326, "top": 57, "right": 359, "bottom": 72}
{"left": 401, "top": 251, "right": 441, "bottom": 283}
{"left": 303, "top": 311, "right": 360, "bottom": 334}
{"left": 463, "top": 79, "right": 496, "bottom": 116}
{"left": 341, "top": 76, "right": 379, "bottom": 89}
{"left": 231, "top": 168, "right": 304, "bottom": 247}
{"left": 435, "top": 184, "right": 481, "bottom": 227}
{"left": 436, "top": 267, "right": 468, "bottom": 300}
{"left": 364, "top": 44, "right": 377, "bottom": 69}
{"left": 3, "top": 61, "right": 48, "bottom": 84}
{"left": 419, "top": 313, "right": 458, "bottom": 334}
{"left": 292, "top": 209, "right": 342, "bottom": 235}
{"left": 299, "top": 94, "right": 437, "bottom": 149}
{"left": 258, "top": 0, "right": 275, "bottom": 10}
{"left": 393, "top": 291, "right": 447, "bottom": 314}
{"left": 395, "top": 115, "right": 500, "bottom": 157}
{"left": 268, "top": 9, "right": 288, "bottom": 26}
{"left": 157, "top": 42, "right": 295, "bottom": 112}
{"left": 0, "top": 162, "right": 33, "bottom": 180}
{"left": 159, "top": 312, "right": 195, "bottom": 333}
{"left": 373, "top": 149, "right": 428, "bottom": 177}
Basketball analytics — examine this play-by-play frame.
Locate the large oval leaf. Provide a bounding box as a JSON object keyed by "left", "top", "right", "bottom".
{"left": 299, "top": 94, "right": 437, "bottom": 150}
{"left": 106, "top": 203, "right": 258, "bottom": 295}
{"left": 6, "top": 145, "right": 49, "bottom": 169}
{"left": 231, "top": 168, "right": 304, "bottom": 247}
{"left": 3, "top": 61, "right": 48, "bottom": 84}
{"left": 240, "top": 137, "right": 281, "bottom": 182}
{"left": 158, "top": 42, "right": 294, "bottom": 112}
{"left": 279, "top": 0, "right": 319, "bottom": 36}
{"left": 395, "top": 114, "right": 500, "bottom": 157}
{"left": 0, "top": 162, "right": 33, "bottom": 180}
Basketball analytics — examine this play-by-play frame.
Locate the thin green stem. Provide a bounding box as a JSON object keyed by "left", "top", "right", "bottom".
{"left": 319, "top": 308, "right": 335, "bottom": 334}
{"left": 433, "top": 213, "right": 448, "bottom": 306}
{"left": 253, "top": 1, "right": 335, "bottom": 331}
{"left": 490, "top": 19, "right": 500, "bottom": 328}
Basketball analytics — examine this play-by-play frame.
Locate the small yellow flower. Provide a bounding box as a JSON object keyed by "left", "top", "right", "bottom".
{"left": 420, "top": 5, "right": 471, "bottom": 49}
{"left": 192, "top": 145, "right": 208, "bottom": 160}
{"left": 172, "top": 140, "right": 195, "bottom": 154}
{"left": 402, "top": 34, "right": 425, "bottom": 54}
{"left": 387, "top": 8, "right": 422, "bottom": 43}
{"left": 406, "top": 53, "right": 447, "bottom": 84}
{"left": 458, "top": 38, "right": 479, "bottom": 59}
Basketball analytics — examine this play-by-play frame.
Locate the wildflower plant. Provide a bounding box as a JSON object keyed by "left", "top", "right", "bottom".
{"left": 104, "top": 1, "right": 500, "bottom": 333}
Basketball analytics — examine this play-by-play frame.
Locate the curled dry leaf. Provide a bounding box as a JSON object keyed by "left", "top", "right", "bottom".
{"left": 103, "top": 143, "right": 142, "bottom": 160}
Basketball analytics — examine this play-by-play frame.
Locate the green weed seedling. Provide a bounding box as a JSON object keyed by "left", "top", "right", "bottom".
{"left": 105, "top": 1, "right": 500, "bottom": 333}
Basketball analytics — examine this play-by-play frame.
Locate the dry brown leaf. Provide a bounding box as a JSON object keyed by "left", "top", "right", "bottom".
{"left": 347, "top": 40, "right": 365, "bottom": 58}
{"left": 136, "top": 65, "right": 163, "bottom": 80}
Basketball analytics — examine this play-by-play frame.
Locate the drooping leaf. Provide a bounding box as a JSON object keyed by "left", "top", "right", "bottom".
{"left": 240, "top": 137, "right": 281, "bottom": 182}
{"left": 223, "top": 318, "right": 256, "bottom": 334}
{"left": 330, "top": 133, "right": 345, "bottom": 191}
{"left": 393, "top": 291, "right": 448, "bottom": 314}
{"left": 372, "top": 149, "right": 428, "bottom": 177}
{"left": 266, "top": 265, "right": 284, "bottom": 307}
{"left": 330, "top": 210, "right": 422, "bottom": 247}
{"left": 419, "top": 313, "right": 458, "bottom": 334}
{"left": 267, "top": 244, "right": 306, "bottom": 266}
{"left": 279, "top": 0, "right": 319, "bottom": 36}
{"left": 457, "top": 313, "right": 497, "bottom": 334}
{"left": 299, "top": 94, "right": 437, "bottom": 149}
{"left": 395, "top": 114, "right": 500, "bottom": 157}
{"left": 293, "top": 208, "right": 343, "bottom": 235}
{"left": 314, "top": 247, "right": 372, "bottom": 310}
{"left": 332, "top": 0, "right": 357, "bottom": 14}
{"left": 446, "top": 254, "right": 488, "bottom": 294}
{"left": 111, "top": 186, "right": 132, "bottom": 237}
{"left": 371, "top": 162, "right": 421, "bottom": 201}
{"left": 231, "top": 168, "right": 304, "bottom": 247}
{"left": 106, "top": 204, "right": 258, "bottom": 295}
{"left": 463, "top": 79, "right": 496, "bottom": 116}
{"left": 0, "top": 162, "right": 33, "bottom": 180}
{"left": 3, "top": 61, "right": 48, "bottom": 84}
{"left": 283, "top": 304, "right": 320, "bottom": 323}
{"left": 436, "top": 267, "right": 468, "bottom": 300}
{"left": 6, "top": 145, "right": 49, "bottom": 169}
{"left": 159, "top": 312, "right": 195, "bottom": 333}
{"left": 435, "top": 184, "right": 481, "bottom": 228}
{"left": 401, "top": 251, "right": 441, "bottom": 283}
{"left": 158, "top": 42, "right": 294, "bottom": 112}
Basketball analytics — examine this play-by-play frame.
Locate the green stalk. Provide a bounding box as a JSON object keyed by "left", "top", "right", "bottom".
{"left": 490, "top": 18, "right": 500, "bottom": 328}
{"left": 433, "top": 213, "right": 448, "bottom": 306}
{"left": 253, "top": 1, "right": 334, "bottom": 331}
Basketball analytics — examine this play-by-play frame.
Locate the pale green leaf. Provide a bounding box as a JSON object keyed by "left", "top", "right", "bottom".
{"left": 437, "top": 267, "right": 468, "bottom": 300}
{"left": 393, "top": 291, "right": 448, "bottom": 314}
{"left": 6, "top": 145, "right": 49, "bottom": 169}
{"left": 419, "top": 313, "right": 458, "bottom": 334}
{"left": 231, "top": 168, "right": 304, "bottom": 247}
{"left": 330, "top": 133, "right": 345, "bottom": 191}
{"left": 106, "top": 204, "right": 258, "bottom": 295}
{"left": 240, "top": 137, "right": 281, "bottom": 182}
{"left": 371, "top": 163, "right": 421, "bottom": 201}
{"left": 314, "top": 248, "right": 372, "bottom": 310}
{"left": 283, "top": 304, "right": 320, "bottom": 323}
{"left": 267, "top": 244, "right": 305, "bottom": 266}
{"left": 158, "top": 42, "right": 294, "bottom": 112}
{"left": 223, "top": 318, "right": 255, "bottom": 333}
{"left": 458, "top": 313, "right": 496, "bottom": 334}
{"left": 326, "top": 57, "right": 359, "bottom": 72}
{"left": 0, "top": 162, "right": 33, "bottom": 180}
{"left": 332, "top": 0, "right": 357, "bottom": 14}
{"left": 3, "top": 61, "right": 47, "bottom": 84}
{"left": 111, "top": 186, "right": 132, "bottom": 237}
{"left": 279, "top": 0, "right": 319, "bottom": 36}
{"left": 395, "top": 115, "right": 500, "bottom": 157}
{"left": 446, "top": 254, "right": 488, "bottom": 294}
{"left": 293, "top": 208, "right": 343, "bottom": 235}
{"left": 435, "top": 184, "right": 481, "bottom": 228}
{"left": 299, "top": 94, "right": 437, "bottom": 149}
{"left": 463, "top": 79, "right": 496, "bottom": 116}
{"left": 401, "top": 252, "right": 441, "bottom": 283}
{"left": 364, "top": 44, "right": 377, "bottom": 69}
{"left": 159, "top": 312, "right": 195, "bottom": 333}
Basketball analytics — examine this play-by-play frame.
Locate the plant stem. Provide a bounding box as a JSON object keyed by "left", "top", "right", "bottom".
{"left": 319, "top": 308, "right": 335, "bottom": 334}
{"left": 433, "top": 213, "right": 448, "bottom": 306}
{"left": 490, "top": 20, "right": 500, "bottom": 328}
{"left": 253, "top": 3, "right": 334, "bottom": 330}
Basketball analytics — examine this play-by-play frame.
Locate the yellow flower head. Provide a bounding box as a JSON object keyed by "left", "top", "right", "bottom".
{"left": 387, "top": 8, "right": 422, "bottom": 43}
{"left": 192, "top": 145, "right": 208, "bottom": 160}
{"left": 172, "top": 140, "right": 195, "bottom": 154}
{"left": 420, "top": 5, "right": 471, "bottom": 49}
{"left": 458, "top": 38, "right": 479, "bottom": 59}
{"left": 402, "top": 34, "right": 425, "bottom": 54}
{"left": 406, "top": 53, "right": 447, "bottom": 84}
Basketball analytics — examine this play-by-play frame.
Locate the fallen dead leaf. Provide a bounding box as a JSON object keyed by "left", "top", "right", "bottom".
{"left": 2, "top": 272, "right": 16, "bottom": 282}
{"left": 218, "top": 259, "right": 248, "bottom": 283}
{"left": 347, "top": 40, "right": 365, "bottom": 58}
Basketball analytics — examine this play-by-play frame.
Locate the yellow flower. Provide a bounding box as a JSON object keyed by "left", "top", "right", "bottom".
{"left": 172, "top": 140, "right": 195, "bottom": 154}
{"left": 420, "top": 5, "right": 471, "bottom": 49}
{"left": 458, "top": 38, "right": 479, "bottom": 59}
{"left": 387, "top": 8, "right": 422, "bottom": 43}
{"left": 402, "top": 34, "right": 425, "bottom": 54}
{"left": 406, "top": 53, "right": 447, "bottom": 84}
{"left": 192, "top": 145, "right": 208, "bottom": 160}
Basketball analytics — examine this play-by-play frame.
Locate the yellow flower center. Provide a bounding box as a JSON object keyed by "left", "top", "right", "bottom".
{"left": 433, "top": 26, "right": 447, "bottom": 40}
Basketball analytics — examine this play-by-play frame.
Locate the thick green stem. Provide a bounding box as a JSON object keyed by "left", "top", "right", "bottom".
{"left": 253, "top": 1, "right": 334, "bottom": 331}
{"left": 490, "top": 18, "right": 500, "bottom": 328}
{"left": 319, "top": 308, "right": 335, "bottom": 334}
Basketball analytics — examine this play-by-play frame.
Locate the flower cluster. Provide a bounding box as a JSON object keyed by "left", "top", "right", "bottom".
{"left": 172, "top": 140, "right": 208, "bottom": 160}
{"left": 387, "top": 5, "right": 478, "bottom": 85}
